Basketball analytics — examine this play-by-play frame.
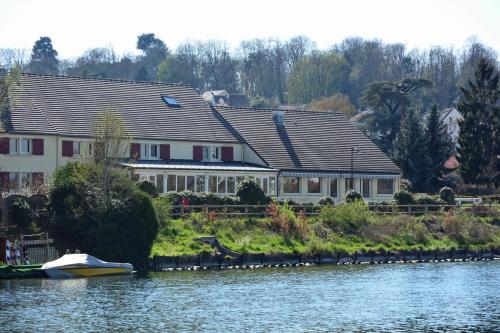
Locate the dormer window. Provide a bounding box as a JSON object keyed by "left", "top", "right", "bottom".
{"left": 161, "top": 95, "right": 181, "bottom": 107}
{"left": 202, "top": 146, "right": 220, "bottom": 161}
{"left": 140, "top": 143, "right": 160, "bottom": 159}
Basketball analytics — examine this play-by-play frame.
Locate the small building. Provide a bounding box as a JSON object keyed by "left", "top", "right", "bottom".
{"left": 0, "top": 73, "right": 400, "bottom": 202}
{"left": 440, "top": 107, "right": 462, "bottom": 143}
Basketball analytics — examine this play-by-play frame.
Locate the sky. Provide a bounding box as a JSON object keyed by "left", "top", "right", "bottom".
{"left": 0, "top": 0, "right": 499, "bottom": 59}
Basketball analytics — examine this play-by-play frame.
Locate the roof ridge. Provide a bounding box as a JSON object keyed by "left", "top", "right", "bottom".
{"left": 217, "top": 105, "right": 344, "bottom": 115}
{"left": 19, "top": 72, "right": 193, "bottom": 88}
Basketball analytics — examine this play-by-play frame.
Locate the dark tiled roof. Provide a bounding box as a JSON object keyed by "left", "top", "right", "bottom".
{"left": 5, "top": 73, "right": 239, "bottom": 143}
{"left": 216, "top": 106, "right": 401, "bottom": 174}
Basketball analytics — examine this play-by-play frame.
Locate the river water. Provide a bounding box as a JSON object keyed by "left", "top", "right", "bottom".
{"left": 1, "top": 261, "right": 499, "bottom": 332}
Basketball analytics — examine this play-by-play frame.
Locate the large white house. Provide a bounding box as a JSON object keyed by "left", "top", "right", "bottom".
{"left": 0, "top": 73, "right": 401, "bottom": 202}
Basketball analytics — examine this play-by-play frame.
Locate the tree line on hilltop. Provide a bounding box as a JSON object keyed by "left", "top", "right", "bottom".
{"left": 0, "top": 34, "right": 498, "bottom": 193}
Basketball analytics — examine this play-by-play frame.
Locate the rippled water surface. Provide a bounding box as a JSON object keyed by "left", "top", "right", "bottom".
{"left": 1, "top": 261, "right": 499, "bottom": 332}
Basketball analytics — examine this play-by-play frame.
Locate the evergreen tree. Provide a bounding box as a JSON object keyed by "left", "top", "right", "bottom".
{"left": 425, "top": 104, "right": 454, "bottom": 192}
{"left": 27, "top": 37, "right": 59, "bottom": 74}
{"left": 457, "top": 57, "right": 500, "bottom": 190}
{"left": 392, "top": 108, "right": 431, "bottom": 192}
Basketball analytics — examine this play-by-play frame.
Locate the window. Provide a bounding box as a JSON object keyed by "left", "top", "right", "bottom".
{"left": 330, "top": 178, "right": 338, "bottom": 197}
{"left": 9, "top": 138, "right": 18, "bottom": 154}
{"left": 202, "top": 146, "right": 221, "bottom": 161}
{"left": 177, "top": 175, "right": 186, "bottom": 192}
{"left": 9, "top": 173, "right": 19, "bottom": 191}
{"left": 140, "top": 143, "right": 160, "bottom": 159}
{"left": 161, "top": 95, "right": 181, "bottom": 107}
{"left": 167, "top": 175, "right": 176, "bottom": 192}
{"left": 269, "top": 177, "right": 276, "bottom": 196}
{"left": 20, "top": 139, "right": 31, "bottom": 154}
{"left": 377, "top": 179, "right": 394, "bottom": 195}
{"left": 73, "top": 141, "right": 81, "bottom": 156}
{"left": 217, "top": 176, "right": 226, "bottom": 193}
{"left": 156, "top": 174, "right": 164, "bottom": 194}
{"left": 186, "top": 176, "right": 195, "bottom": 192}
{"left": 307, "top": 177, "right": 321, "bottom": 194}
{"left": 362, "top": 179, "right": 370, "bottom": 198}
{"left": 208, "top": 176, "right": 217, "bottom": 193}
{"left": 196, "top": 175, "right": 206, "bottom": 192}
{"left": 281, "top": 176, "right": 300, "bottom": 193}
{"left": 345, "top": 178, "right": 354, "bottom": 191}
{"left": 150, "top": 144, "right": 159, "bottom": 159}
{"left": 20, "top": 173, "right": 32, "bottom": 189}
{"left": 227, "top": 176, "right": 236, "bottom": 194}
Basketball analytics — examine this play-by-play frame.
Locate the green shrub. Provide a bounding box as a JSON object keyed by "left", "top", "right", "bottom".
{"left": 137, "top": 180, "right": 158, "bottom": 197}
{"left": 400, "top": 179, "right": 412, "bottom": 192}
{"left": 50, "top": 162, "right": 158, "bottom": 269}
{"left": 318, "top": 201, "right": 372, "bottom": 234}
{"left": 439, "top": 187, "right": 455, "bottom": 205}
{"left": 237, "top": 178, "right": 269, "bottom": 205}
{"left": 317, "top": 197, "right": 335, "bottom": 206}
{"left": 345, "top": 190, "right": 363, "bottom": 203}
{"left": 394, "top": 190, "right": 415, "bottom": 205}
{"left": 162, "top": 191, "right": 239, "bottom": 206}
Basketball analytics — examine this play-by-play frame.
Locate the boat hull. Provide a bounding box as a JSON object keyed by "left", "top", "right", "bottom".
{"left": 44, "top": 266, "right": 133, "bottom": 278}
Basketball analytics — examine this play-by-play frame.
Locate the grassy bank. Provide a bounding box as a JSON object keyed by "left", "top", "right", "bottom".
{"left": 151, "top": 201, "right": 500, "bottom": 257}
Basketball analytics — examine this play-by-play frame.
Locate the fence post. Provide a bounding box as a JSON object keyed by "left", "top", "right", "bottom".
{"left": 375, "top": 203, "right": 378, "bottom": 213}
{"left": 224, "top": 205, "right": 228, "bottom": 219}
{"left": 181, "top": 206, "right": 185, "bottom": 219}
{"left": 244, "top": 204, "right": 248, "bottom": 219}
{"left": 204, "top": 204, "right": 208, "bottom": 215}
{"left": 424, "top": 204, "right": 428, "bottom": 215}
{"left": 392, "top": 203, "right": 396, "bottom": 216}
{"left": 408, "top": 204, "right": 411, "bottom": 215}
{"left": 45, "top": 232, "right": 50, "bottom": 262}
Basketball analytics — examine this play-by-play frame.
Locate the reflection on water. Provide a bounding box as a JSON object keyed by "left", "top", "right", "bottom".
{"left": 0, "top": 261, "right": 499, "bottom": 332}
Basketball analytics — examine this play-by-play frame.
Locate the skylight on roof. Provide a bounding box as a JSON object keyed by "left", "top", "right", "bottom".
{"left": 161, "top": 95, "right": 181, "bottom": 107}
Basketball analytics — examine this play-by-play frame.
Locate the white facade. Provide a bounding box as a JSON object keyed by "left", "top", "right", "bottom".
{"left": 440, "top": 108, "right": 462, "bottom": 143}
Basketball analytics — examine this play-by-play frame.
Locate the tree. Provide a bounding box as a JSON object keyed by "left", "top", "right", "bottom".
{"left": 361, "top": 78, "right": 433, "bottom": 153}
{"left": 0, "top": 67, "right": 20, "bottom": 132}
{"left": 287, "top": 50, "right": 350, "bottom": 104}
{"left": 27, "top": 37, "right": 59, "bottom": 74}
{"left": 392, "top": 108, "right": 431, "bottom": 192}
{"left": 136, "top": 33, "right": 169, "bottom": 81}
{"left": 309, "top": 93, "right": 356, "bottom": 117}
{"left": 457, "top": 57, "right": 500, "bottom": 190}
{"left": 425, "top": 104, "right": 454, "bottom": 192}
{"left": 50, "top": 162, "right": 158, "bottom": 268}
{"left": 236, "top": 178, "right": 268, "bottom": 204}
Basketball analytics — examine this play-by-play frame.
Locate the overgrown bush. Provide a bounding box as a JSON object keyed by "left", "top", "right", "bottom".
{"left": 318, "top": 201, "right": 373, "bottom": 234}
{"left": 237, "top": 178, "right": 269, "bottom": 205}
{"left": 267, "top": 202, "right": 308, "bottom": 241}
{"left": 345, "top": 190, "right": 362, "bottom": 203}
{"left": 162, "top": 191, "right": 239, "bottom": 205}
{"left": 394, "top": 190, "right": 415, "bottom": 205}
{"left": 439, "top": 187, "right": 455, "bottom": 205}
{"left": 138, "top": 180, "right": 158, "bottom": 197}
{"left": 50, "top": 162, "right": 159, "bottom": 269}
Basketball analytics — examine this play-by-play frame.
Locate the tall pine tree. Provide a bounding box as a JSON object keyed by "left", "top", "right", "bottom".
{"left": 425, "top": 104, "right": 454, "bottom": 192}
{"left": 392, "top": 108, "right": 431, "bottom": 192}
{"left": 457, "top": 57, "right": 500, "bottom": 190}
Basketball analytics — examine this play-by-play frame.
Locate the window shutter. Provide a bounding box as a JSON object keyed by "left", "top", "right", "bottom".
{"left": 193, "top": 146, "right": 203, "bottom": 161}
{"left": 130, "top": 143, "right": 140, "bottom": 160}
{"left": 0, "top": 138, "right": 9, "bottom": 154}
{"left": 0, "top": 172, "right": 8, "bottom": 191}
{"left": 160, "top": 144, "right": 170, "bottom": 161}
{"left": 32, "top": 139, "right": 44, "bottom": 155}
{"left": 221, "top": 146, "right": 234, "bottom": 162}
{"left": 62, "top": 140, "right": 73, "bottom": 157}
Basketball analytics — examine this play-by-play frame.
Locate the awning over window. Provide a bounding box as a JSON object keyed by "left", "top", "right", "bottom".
{"left": 120, "top": 160, "right": 277, "bottom": 173}
{"left": 280, "top": 171, "right": 400, "bottom": 179}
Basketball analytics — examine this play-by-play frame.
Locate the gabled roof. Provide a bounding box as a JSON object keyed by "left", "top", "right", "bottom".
{"left": 216, "top": 106, "right": 401, "bottom": 174}
{"left": 4, "top": 73, "right": 239, "bottom": 143}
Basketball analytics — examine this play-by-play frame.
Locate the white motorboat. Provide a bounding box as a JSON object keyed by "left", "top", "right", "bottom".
{"left": 42, "top": 253, "right": 133, "bottom": 278}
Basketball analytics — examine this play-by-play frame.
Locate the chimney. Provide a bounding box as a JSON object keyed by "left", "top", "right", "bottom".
{"left": 272, "top": 110, "right": 285, "bottom": 126}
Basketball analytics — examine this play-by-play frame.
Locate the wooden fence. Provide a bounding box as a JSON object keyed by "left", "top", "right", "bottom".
{"left": 170, "top": 203, "right": 500, "bottom": 219}
{"left": 21, "top": 234, "right": 59, "bottom": 264}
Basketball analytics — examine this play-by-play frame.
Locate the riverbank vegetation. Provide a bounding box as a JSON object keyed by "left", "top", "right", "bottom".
{"left": 151, "top": 199, "right": 500, "bottom": 257}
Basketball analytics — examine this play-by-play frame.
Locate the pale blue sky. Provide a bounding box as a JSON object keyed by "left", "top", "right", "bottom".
{"left": 0, "top": 0, "right": 498, "bottom": 59}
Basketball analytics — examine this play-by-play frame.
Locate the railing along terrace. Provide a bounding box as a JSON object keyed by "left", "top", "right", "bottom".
{"left": 170, "top": 203, "right": 500, "bottom": 219}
